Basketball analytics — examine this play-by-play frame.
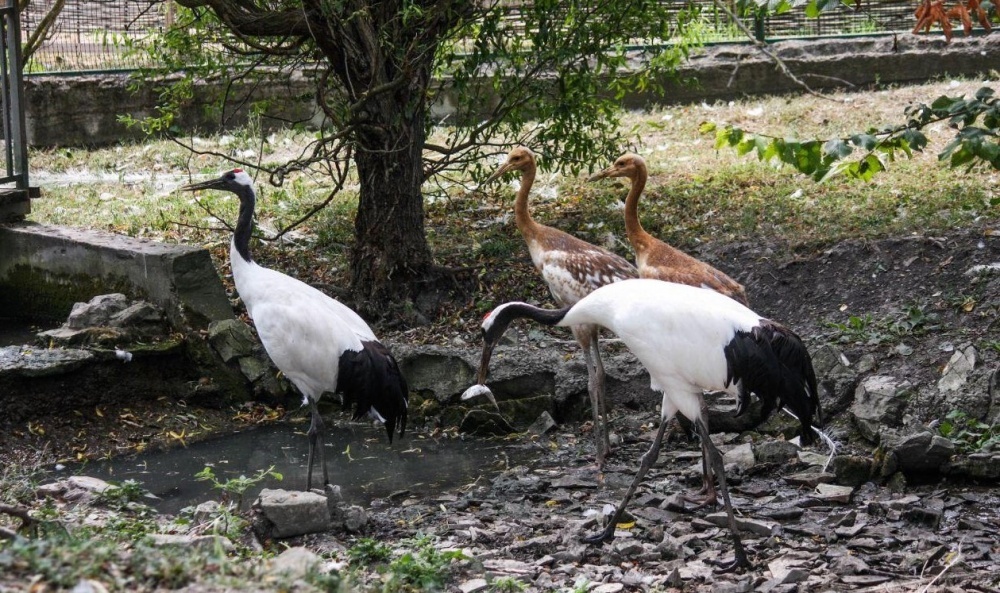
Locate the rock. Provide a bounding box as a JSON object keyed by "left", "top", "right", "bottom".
{"left": 208, "top": 318, "right": 257, "bottom": 363}
{"left": 830, "top": 553, "right": 869, "bottom": 575}
{"left": 527, "top": 411, "right": 557, "bottom": 435}
{"left": 253, "top": 488, "right": 331, "bottom": 539}
{"left": 938, "top": 346, "right": 977, "bottom": 392}
{"left": 887, "top": 431, "right": 956, "bottom": 476}
{"left": 109, "top": 301, "right": 164, "bottom": 327}
{"left": 146, "top": 533, "right": 234, "bottom": 552}
{"left": 238, "top": 355, "right": 270, "bottom": 382}
{"left": 397, "top": 346, "right": 477, "bottom": 403}
{"left": 704, "top": 513, "right": 777, "bottom": 537}
{"left": 343, "top": 505, "right": 368, "bottom": 532}
{"left": 591, "top": 584, "right": 625, "bottom": 593}
{"left": 796, "top": 450, "right": 830, "bottom": 467}
{"left": 267, "top": 547, "right": 322, "bottom": 579}
{"left": 194, "top": 500, "right": 222, "bottom": 523}
{"left": 850, "top": 376, "right": 913, "bottom": 443}
{"left": 832, "top": 455, "right": 873, "bottom": 487}
{"left": 66, "top": 293, "right": 129, "bottom": 329}
{"left": 460, "top": 409, "right": 516, "bottom": 436}
{"left": 37, "top": 475, "right": 112, "bottom": 504}
{"left": 812, "top": 483, "right": 853, "bottom": 504}
{"left": 810, "top": 344, "right": 859, "bottom": 416}
{"left": 753, "top": 440, "right": 800, "bottom": 464}
{"left": 943, "top": 452, "right": 1000, "bottom": 480}
{"left": 723, "top": 442, "right": 755, "bottom": 471}
{"left": 784, "top": 471, "right": 835, "bottom": 488}
{"left": 458, "top": 578, "right": 489, "bottom": 593}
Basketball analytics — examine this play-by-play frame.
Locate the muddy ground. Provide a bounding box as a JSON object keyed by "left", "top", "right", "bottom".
{"left": 4, "top": 224, "right": 1000, "bottom": 592}
{"left": 302, "top": 224, "right": 1000, "bottom": 592}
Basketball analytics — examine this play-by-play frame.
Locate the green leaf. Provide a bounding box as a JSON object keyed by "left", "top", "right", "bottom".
{"left": 823, "top": 138, "right": 852, "bottom": 159}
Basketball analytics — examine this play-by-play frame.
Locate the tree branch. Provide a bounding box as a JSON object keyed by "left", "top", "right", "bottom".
{"left": 713, "top": 0, "right": 844, "bottom": 102}
{"left": 174, "top": 0, "right": 312, "bottom": 37}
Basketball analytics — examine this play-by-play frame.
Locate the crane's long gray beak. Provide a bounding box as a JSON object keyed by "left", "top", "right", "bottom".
{"left": 460, "top": 338, "right": 501, "bottom": 411}
{"left": 587, "top": 166, "right": 614, "bottom": 182}
{"left": 483, "top": 162, "right": 515, "bottom": 186}
{"left": 179, "top": 178, "right": 225, "bottom": 192}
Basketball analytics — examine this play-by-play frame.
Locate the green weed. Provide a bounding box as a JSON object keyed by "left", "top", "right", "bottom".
{"left": 194, "top": 465, "right": 282, "bottom": 508}
{"left": 939, "top": 410, "right": 1000, "bottom": 453}
{"left": 381, "top": 535, "right": 467, "bottom": 592}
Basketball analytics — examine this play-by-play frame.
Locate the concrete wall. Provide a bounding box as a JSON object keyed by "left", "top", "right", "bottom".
{"left": 22, "top": 34, "right": 1000, "bottom": 148}
{"left": 0, "top": 222, "right": 234, "bottom": 329}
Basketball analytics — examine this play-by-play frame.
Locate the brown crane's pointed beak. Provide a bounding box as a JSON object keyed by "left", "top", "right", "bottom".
{"left": 179, "top": 177, "right": 226, "bottom": 192}
{"left": 460, "top": 336, "right": 501, "bottom": 411}
{"left": 483, "top": 161, "right": 516, "bottom": 186}
{"left": 587, "top": 166, "right": 615, "bottom": 182}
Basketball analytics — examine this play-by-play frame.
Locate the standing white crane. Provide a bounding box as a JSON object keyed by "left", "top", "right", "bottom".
{"left": 463, "top": 278, "right": 821, "bottom": 571}
{"left": 484, "top": 146, "right": 638, "bottom": 466}
{"left": 590, "top": 152, "right": 749, "bottom": 506}
{"left": 181, "top": 169, "right": 408, "bottom": 491}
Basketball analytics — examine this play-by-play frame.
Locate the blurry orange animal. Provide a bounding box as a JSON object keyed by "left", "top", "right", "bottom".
{"left": 914, "top": 0, "right": 993, "bottom": 42}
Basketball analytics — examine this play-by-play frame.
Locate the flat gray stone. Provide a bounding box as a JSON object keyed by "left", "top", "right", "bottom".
{"left": 267, "top": 547, "right": 322, "bottom": 578}
{"left": 254, "top": 488, "right": 331, "bottom": 538}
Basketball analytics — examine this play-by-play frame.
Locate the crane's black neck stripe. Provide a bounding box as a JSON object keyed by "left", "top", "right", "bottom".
{"left": 484, "top": 302, "right": 571, "bottom": 344}
{"left": 233, "top": 187, "right": 256, "bottom": 263}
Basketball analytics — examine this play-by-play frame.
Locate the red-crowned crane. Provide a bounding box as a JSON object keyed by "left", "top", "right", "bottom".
{"left": 181, "top": 169, "right": 408, "bottom": 491}
{"left": 462, "top": 278, "right": 821, "bottom": 571}
{"left": 590, "top": 152, "right": 749, "bottom": 506}
{"left": 484, "top": 146, "right": 638, "bottom": 466}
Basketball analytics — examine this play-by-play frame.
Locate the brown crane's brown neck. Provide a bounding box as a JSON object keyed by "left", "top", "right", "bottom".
{"left": 514, "top": 164, "right": 542, "bottom": 238}
{"left": 623, "top": 163, "right": 654, "bottom": 253}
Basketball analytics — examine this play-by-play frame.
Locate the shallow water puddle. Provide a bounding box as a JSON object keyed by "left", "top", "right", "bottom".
{"left": 62, "top": 423, "right": 523, "bottom": 515}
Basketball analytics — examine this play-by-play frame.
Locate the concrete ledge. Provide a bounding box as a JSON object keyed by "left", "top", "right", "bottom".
{"left": 0, "top": 222, "right": 233, "bottom": 329}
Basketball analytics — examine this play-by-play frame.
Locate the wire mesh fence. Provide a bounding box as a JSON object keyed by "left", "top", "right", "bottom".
{"left": 22, "top": 0, "right": 168, "bottom": 73}
{"left": 16, "top": 0, "right": 969, "bottom": 75}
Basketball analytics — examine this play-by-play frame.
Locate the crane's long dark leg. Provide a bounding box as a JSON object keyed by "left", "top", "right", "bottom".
{"left": 685, "top": 396, "right": 718, "bottom": 510}
{"left": 305, "top": 400, "right": 330, "bottom": 491}
{"left": 582, "top": 418, "right": 669, "bottom": 544}
{"left": 575, "top": 325, "right": 609, "bottom": 467}
{"left": 695, "top": 418, "right": 750, "bottom": 572}
{"left": 589, "top": 327, "right": 612, "bottom": 458}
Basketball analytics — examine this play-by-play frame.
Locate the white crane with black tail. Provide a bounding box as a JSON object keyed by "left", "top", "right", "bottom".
{"left": 181, "top": 169, "right": 408, "bottom": 491}
{"left": 463, "top": 278, "right": 822, "bottom": 571}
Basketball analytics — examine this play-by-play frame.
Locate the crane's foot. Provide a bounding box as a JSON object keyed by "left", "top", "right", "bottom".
{"left": 681, "top": 494, "right": 718, "bottom": 512}
{"left": 707, "top": 548, "right": 751, "bottom": 573}
{"left": 581, "top": 523, "right": 616, "bottom": 545}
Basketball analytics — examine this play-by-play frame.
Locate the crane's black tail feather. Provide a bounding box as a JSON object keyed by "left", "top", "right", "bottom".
{"left": 724, "top": 320, "right": 821, "bottom": 445}
{"left": 337, "top": 341, "right": 409, "bottom": 442}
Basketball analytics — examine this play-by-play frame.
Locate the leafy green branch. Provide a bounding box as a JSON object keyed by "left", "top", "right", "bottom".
{"left": 701, "top": 86, "right": 999, "bottom": 182}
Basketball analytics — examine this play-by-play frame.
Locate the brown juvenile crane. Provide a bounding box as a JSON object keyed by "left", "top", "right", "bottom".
{"left": 483, "top": 146, "right": 638, "bottom": 466}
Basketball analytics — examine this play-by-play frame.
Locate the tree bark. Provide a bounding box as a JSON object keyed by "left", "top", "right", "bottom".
{"left": 348, "top": 69, "right": 434, "bottom": 315}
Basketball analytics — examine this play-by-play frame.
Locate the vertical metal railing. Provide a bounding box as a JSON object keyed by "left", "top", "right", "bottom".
{"left": 0, "top": 0, "right": 28, "bottom": 190}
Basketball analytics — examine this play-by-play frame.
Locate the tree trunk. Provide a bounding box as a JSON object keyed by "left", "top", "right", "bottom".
{"left": 349, "top": 91, "right": 433, "bottom": 317}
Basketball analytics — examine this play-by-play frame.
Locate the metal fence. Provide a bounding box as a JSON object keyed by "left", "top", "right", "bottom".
{"left": 22, "top": 0, "right": 167, "bottom": 73}
{"left": 15, "top": 0, "right": 969, "bottom": 74}
{"left": 1, "top": 0, "right": 28, "bottom": 194}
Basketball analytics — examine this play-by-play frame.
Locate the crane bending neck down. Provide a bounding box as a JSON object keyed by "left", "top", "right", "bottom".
{"left": 181, "top": 169, "right": 408, "bottom": 491}
{"left": 463, "top": 279, "right": 822, "bottom": 571}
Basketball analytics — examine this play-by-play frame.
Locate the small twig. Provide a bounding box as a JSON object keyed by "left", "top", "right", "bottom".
{"left": 712, "top": 0, "right": 843, "bottom": 102}
{"left": 0, "top": 503, "right": 36, "bottom": 536}
{"left": 919, "top": 539, "right": 963, "bottom": 593}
